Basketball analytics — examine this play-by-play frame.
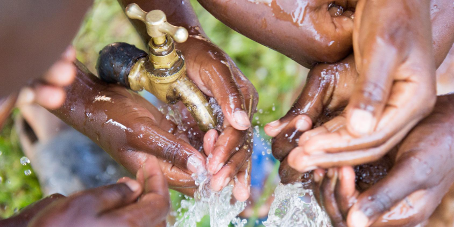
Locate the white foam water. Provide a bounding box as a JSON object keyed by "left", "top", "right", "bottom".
{"left": 174, "top": 171, "right": 246, "bottom": 227}
{"left": 264, "top": 183, "right": 332, "bottom": 227}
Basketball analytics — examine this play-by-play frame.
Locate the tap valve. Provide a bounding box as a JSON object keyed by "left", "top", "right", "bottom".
{"left": 126, "top": 4, "right": 188, "bottom": 45}
{"left": 97, "top": 4, "right": 217, "bottom": 131}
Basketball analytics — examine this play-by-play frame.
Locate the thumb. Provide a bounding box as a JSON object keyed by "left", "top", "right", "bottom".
{"left": 346, "top": 40, "right": 401, "bottom": 136}
{"left": 73, "top": 178, "right": 142, "bottom": 214}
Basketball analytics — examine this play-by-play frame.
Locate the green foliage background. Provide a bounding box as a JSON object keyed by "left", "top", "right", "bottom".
{"left": 0, "top": 0, "right": 307, "bottom": 224}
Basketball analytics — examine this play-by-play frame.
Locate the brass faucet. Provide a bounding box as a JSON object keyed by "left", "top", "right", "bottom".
{"left": 99, "top": 4, "right": 217, "bottom": 132}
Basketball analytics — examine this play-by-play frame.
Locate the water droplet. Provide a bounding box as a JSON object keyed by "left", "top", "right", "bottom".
{"left": 24, "top": 170, "right": 32, "bottom": 176}
{"left": 20, "top": 156, "right": 30, "bottom": 165}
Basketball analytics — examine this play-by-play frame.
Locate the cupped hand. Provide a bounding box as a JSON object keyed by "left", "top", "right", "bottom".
{"left": 178, "top": 37, "right": 257, "bottom": 201}
{"left": 315, "top": 94, "right": 454, "bottom": 227}
{"left": 198, "top": 0, "right": 356, "bottom": 67}
{"left": 118, "top": 0, "right": 258, "bottom": 200}
{"left": 28, "top": 157, "right": 170, "bottom": 227}
{"left": 297, "top": 0, "right": 437, "bottom": 166}
{"left": 265, "top": 55, "right": 357, "bottom": 183}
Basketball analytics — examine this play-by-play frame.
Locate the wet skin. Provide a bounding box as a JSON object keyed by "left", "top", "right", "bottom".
{"left": 116, "top": 0, "right": 258, "bottom": 200}
{"left": 314, "top": 94, "right": 454, "bottom": 227}
{"left": 0, "top": 157, "right": 170, "bottom": 227}
{"left": 198, "top": 0, "right": 356, "bottom": 68}
{"left": 51, "top": 61, "right": 204, "bottom": 195}
{"left": 265, "top": 0, "right": 454, "bottom": 182}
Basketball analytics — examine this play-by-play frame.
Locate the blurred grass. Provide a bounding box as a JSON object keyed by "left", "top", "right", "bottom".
{"left": 0, "top": 0, "right": 307, "bottom": 223}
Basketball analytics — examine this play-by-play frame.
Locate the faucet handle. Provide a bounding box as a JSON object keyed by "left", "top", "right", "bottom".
{"left": 126, "top": 3, "right": 188, "bottom": 45}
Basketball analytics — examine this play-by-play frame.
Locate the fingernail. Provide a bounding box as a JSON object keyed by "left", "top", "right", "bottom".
{"left": 16, "top": 87, "right": 36, "bottom": 106}
{"left": 295, "top": 118, "right": 311, "bottom": 131}
{"left": 267, "top": 120, "right": 280, "bottom": 127}
{"left": 211, "top": 162, "right": 223, "bottom": 175}
{"left": 124, "top": 180, "right": 141, "bottom": 192}
{"left": 233, "top": 110, "right": 251, "bottom": 128}
{"left": 350, "top": 109, "right": 374, "bottom": 135}
{"left": 350, "top": 211, "right": 368, "bottom": 227}
{"left": 313, "top": 173, "right": 321, "bottom": 182}
{"left": 62, "top": 45, "right": 76, "bottom": 60}
{"left": 327, "top": 169, "right": 334, "bottom": 178}
{"left": 222, "top": 177, "right": 231, "bottom": 188}
{"left": 187, "top": 155, "right": 205, "bottom": 175}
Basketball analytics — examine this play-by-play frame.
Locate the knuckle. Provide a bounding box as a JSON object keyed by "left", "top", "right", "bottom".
{"left": 358, "top": 80, "right": 388, "bottom": 104}
{"left": 162, "top": 142, "right": 183, "bottom": 165}
{"left": 367, "top": 193, "right": 393, "bottom": 215}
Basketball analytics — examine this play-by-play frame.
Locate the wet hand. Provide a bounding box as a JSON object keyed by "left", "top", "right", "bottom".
{"left": 294, "top": 0, "right": 437, "bottom": 170}
{"left": 28, "top": 157, "right": 169, "bottom": 227}
{"left": 265, "top": 55, "right": 357, "bottom": 183}
{"left": 177, "top": 37, "right": 258, "bottom": 201}
{"left": 314, "top": 94, "right": 454, "bottom": 227}
{"left": 51, "top": 61, "right": 209, "bottom": 195}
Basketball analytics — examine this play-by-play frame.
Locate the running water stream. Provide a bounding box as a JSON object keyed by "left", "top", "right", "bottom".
{"left": 162, "top": 101, "right": 331, "bottom": 226}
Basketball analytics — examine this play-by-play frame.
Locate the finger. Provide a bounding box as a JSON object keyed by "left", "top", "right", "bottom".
{"left": 279, "top": 158, "right": 312, "bottom": 184}
{"left": 0, "top": 94, "right": 18, "bottom": 130}
{"left": 272, "top": 115, "right": 312, "bottom": 161}
{"left": 232, "top": 160, "right": 252, "bottom": 202}
{"left": 335, "top": 166, "right": 358, "bottom": 217}
{"left": 299, "top": 115, "right": 346, "bottom": 147}
{"left": 61, "top": 45, "right": 76, "bottom": 62}
{"left": 157, "top": 158, "right": 196, "bottom": 190}
{"left": 303, "top": 111, "right": 415, "bottom": 154}
{"left": 131, "top": 125, "right": 206, "bottom": 175}
{"left": 137, "top": 156, "right": 169, "bottom": 200}
{"left": 207, "top": 126, "right": 247, "bottom": 174}
{"left": 210, "top": 141, "right": 251, "bottom": 193}
{"left": 203, "top": 129, "right": 219, "bottom": 156}
{"left": 265, "top": 65, "right": 333, "bottom": 137}
{"left": 288, "top": 126, "right": 406, "bottom": 172}
{"left": 321, "top": 168, "right": 347, "bottom": 227}
{"left": 346, "top": 40, "right": 401, "bottom": 136}
{"left": 185, "top": 47, "right": 250, "bottom": 130}
{"left": 371, "top": 189, "right": 441, "bottom": 227}
{"left": 43, "top": 60, "right": 76, "bottom": 87}
{"left": 347, "top": 155, "right": 430, "bottom": 227}
{"left": 34, "top": 83, "right": 67, "bottom": 109}
{"left": 312, "top": 168, "right": 325, "bottom": 206}
{"left": 71, "top": 179, "right": 142, "bottom": 214}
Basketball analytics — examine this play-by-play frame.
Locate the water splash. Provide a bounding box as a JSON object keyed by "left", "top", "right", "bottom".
{"left": 264, "top": 183, "right": 332, "bottom": 227}
{"left": 174, "top": 170, "right": 246, "bottom": 227}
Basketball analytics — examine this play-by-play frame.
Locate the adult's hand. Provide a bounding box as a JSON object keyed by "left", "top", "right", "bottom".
{"left": 315, "top": 94, "right": 454, "bottom": 227}
{"left": 118, "top": 0, "right": 258, "bottom": 201}
{"left": 28, "top": 157, "right": 169, "bottom": 227}
{"left": 298, "top": 0, "right": 437, "bottom": 167}
{"left": 198, "top": 0, "right": 356, "bottom": 68}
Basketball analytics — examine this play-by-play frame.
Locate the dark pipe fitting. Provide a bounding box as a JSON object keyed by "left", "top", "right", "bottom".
{"left": 96, "top": 42, "right": 147, "bottom": 88}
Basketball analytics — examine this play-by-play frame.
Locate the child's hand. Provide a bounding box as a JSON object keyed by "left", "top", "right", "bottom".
{"left": 314, "top": 94, "right": 454, "bottom": 227}
{"left": 28, "top": 157, "right": 169, "bottom": 227}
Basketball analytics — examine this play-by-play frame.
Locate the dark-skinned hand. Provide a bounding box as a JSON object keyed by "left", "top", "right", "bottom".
{"left": 52, "top": 60, "right": 251, "bottom": 200}
{"left": 198, "top": 0, "right": 356, "bottom": 68}
{"left": 117, "top": 0, "right": 257, "bottom": 200}
{"left": 314, "top": 94, "right": 454, "bottom": 227}
{"left": 296, "top": 0, "right": 438, "bottom": 169}
{"left": 268, "top": 0, "right": 454, "bottom": 178}
{"left": 0, "top": 157, "right": 169, "bottom": 227}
